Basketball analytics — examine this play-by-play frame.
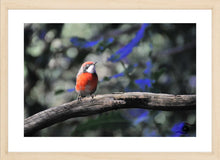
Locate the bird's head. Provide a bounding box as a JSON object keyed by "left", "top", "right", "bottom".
{"left": 81, "top": 61, "right": 97, "bottom": 74}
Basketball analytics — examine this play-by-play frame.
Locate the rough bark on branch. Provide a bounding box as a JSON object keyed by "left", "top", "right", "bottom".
{"left": 24, "top": 92, "right": 196, "bottom": 136}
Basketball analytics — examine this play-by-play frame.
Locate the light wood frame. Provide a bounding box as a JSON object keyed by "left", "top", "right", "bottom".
{"left": 1, "top": 0, "right": 219, "bottom": 160}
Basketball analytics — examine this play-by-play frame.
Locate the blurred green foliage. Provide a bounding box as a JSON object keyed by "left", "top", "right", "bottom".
{"left": 24, "top": 23, "right": 196, "bottom": 137}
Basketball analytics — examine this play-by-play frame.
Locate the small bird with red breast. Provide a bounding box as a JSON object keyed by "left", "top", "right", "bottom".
{"left": 75, "top": 61, "right": 98, "bottom": 101}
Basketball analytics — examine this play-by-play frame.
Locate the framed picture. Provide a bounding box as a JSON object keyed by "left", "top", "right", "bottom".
{"left": 1, "top": 0, "right": 219, "bottom": 160}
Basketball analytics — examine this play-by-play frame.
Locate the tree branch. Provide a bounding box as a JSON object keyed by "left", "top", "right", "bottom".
{"left": 24, "top": 92, "right": 196, "bottom": 136}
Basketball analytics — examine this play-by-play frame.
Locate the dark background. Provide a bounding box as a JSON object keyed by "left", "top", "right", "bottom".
{"left": 24, "top": 23, "right": 196, "bottom": 137}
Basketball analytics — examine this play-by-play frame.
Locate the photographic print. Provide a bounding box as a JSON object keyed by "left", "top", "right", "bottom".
{"left": 24, "top": 23, "right": 196, "bottom": 137}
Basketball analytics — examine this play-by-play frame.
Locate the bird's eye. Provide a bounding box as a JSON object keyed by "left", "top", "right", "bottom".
{"left": 85, "top": 64, "right": 89, "bottom": 69}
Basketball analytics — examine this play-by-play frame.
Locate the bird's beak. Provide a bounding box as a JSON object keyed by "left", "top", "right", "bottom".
{"left": 94, "top": 62, "right": 97, "bottom": 65}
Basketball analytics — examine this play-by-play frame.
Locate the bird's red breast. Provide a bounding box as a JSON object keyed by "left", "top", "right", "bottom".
{"left": 75, "top": 72, "right": 98, "bottom": 96}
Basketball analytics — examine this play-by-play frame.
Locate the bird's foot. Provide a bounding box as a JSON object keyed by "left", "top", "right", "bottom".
{"left": 90, "top": 94, "right": 95, "bottom": 103}
{"left": 77, "top": 95, "right": 82, "bottom": 103}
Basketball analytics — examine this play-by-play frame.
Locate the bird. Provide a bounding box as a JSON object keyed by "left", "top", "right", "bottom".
{"left": 75, "top": 61, "right": 98, "bottom": 101}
